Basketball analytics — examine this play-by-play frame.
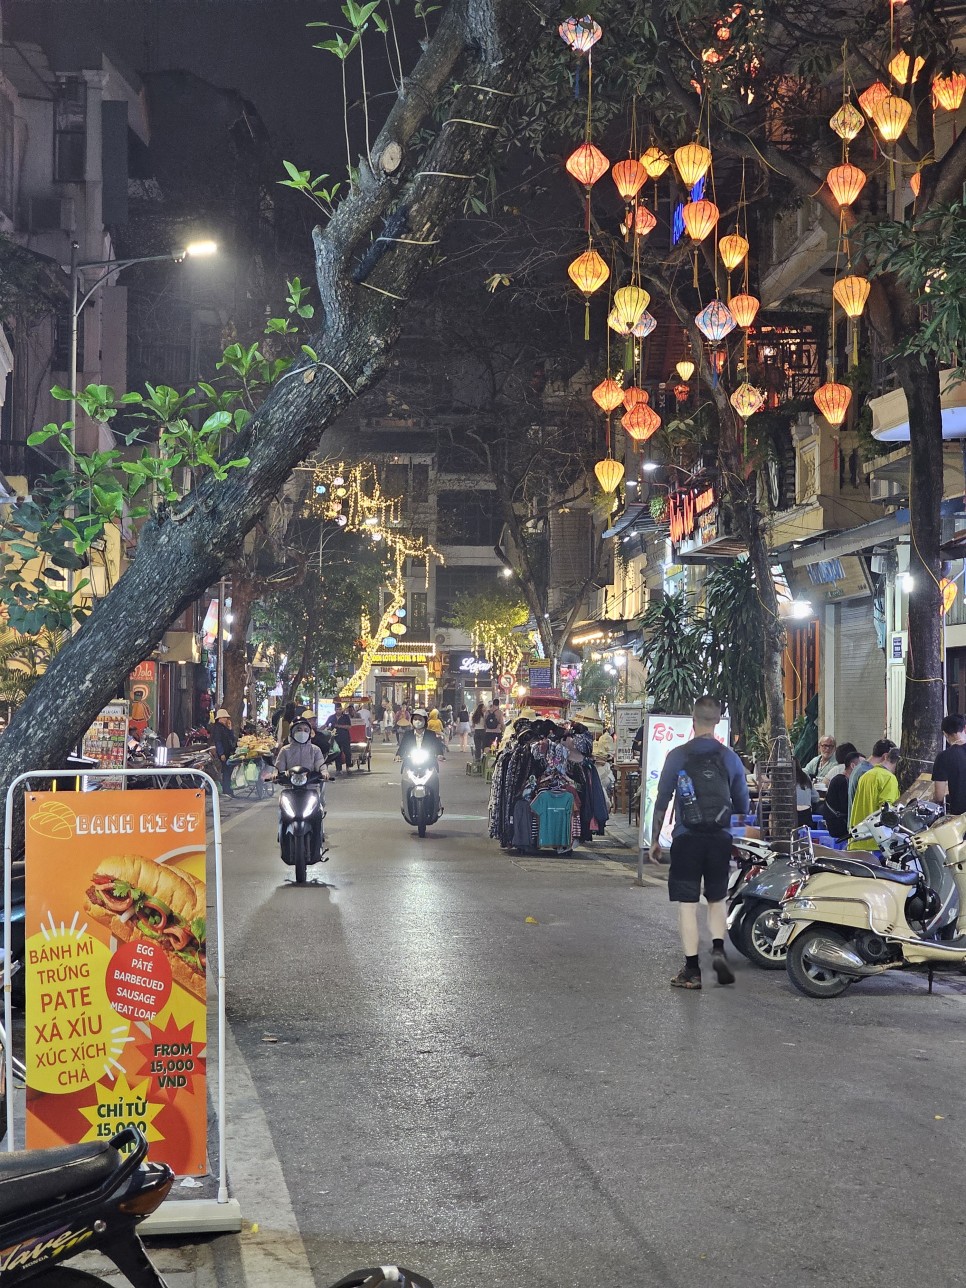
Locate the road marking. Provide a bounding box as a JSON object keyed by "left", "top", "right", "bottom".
{"left": 223, "top": 1021, "right": 315, "bottom": 1286}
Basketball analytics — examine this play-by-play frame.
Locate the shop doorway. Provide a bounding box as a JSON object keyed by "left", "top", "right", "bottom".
{"left": 376, "top": 678, "right": 415, "bottom": 710}
{"left": 947, "top": 647, "right": 966, "bottom": 716}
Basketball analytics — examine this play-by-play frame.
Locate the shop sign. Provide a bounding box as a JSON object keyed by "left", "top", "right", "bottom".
{"left": 23, "top": 789, "right": 208, "bottom": 1175}
{"left": 528, "top": 663, "right": 553, "bottom": 690}
{"left": 459, "top": 656, "right": 492, "bottom": 675}
{"left": 371, "top": 650, "right": 434, "bottom": 664}
{"left": 615, "top": 703, "right": 643, "bottom": 764}
{"left": 128, "top": 661, "right": 157, "bottom": 738}
{"left": 794, "top": 554, "right": 872, "bottom": 603}
{"left": 668, "top": 485, "right": 717, "bottom": 549}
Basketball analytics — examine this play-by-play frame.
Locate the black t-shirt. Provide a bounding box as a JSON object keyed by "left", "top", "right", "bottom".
{"left": 933, "top": 743, "right": 966, "bottom": 815}
{"left": 823, "top": 771, "right": 850, "bottom": 838}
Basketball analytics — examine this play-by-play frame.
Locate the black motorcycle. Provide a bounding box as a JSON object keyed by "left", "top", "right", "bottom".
{"left": 277, "top": 769, "right": 328, "bottom": 884}
{"left": 400, "top": 744, "right": 442, "bottom": 838}
{"left": 0, "top": 1125, "right": 172, "bottom": 1284}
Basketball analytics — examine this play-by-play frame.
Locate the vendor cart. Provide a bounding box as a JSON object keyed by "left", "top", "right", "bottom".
{"left": 349, "top": 721, "right": 372, "bottom": 772}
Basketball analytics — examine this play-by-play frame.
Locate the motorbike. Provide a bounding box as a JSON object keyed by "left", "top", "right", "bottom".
{"left": 727, "top": 837, "right": 797, "bottom": 970}
{"left": 400, "top": 744, "right": 443, "bottom": 838}
{"left": 778, "top": 792, "right": 966, "bottom": 998}
{"left": 328, "top": 1271, "right": 433, "bottom": 1288}
{"left": 0, "top": 1125, "right": 172, "bottom": 1284}
{"left": 277, "top": 769, "right": 328, "bottom": 884}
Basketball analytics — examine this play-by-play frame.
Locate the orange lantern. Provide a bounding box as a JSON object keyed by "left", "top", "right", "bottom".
{"left": 612, "top": 158, "right": 647, "bottom": 202}
{"left": 592, "top": 377, "right": 624, "bottom": 413}
{"left": 911, "top": 170, "right": 922, "bottom": 197}
{"left": 826, "top": 162, "right": 867, "bottom": 207}
{"left": 594, "top": 458, "right": 625, "bottom": 493}
{"left": 933, "top": 72, "right": 966, "bottom": 112}
{"left": 634, "top": 205, "right": 658, "bottom": 236}
{"left": 676, "top": 358, "right": 696, "bottom": 381}
{"left": 621, "top": 403, "right": 662, "bottom": 442}
{"left": 612, "top": 284, "right": 651, "bottom": 331}
{"left": 941, "top": 576, "right": 958, "bottom": 617}
{"left": 830, "top": 101, "right": 865, "bottom": 142}
{"left": 814, "top": 381, "right": 852, "bottom": 426}
{"left": 728, "top": 293, "right": 760, "bottom": 328}
{"left": 832, "top": 274, "right": 871, "bottom": 319}
{"left": 889, "top": 50, "right": 925, "bottom": 86}
{"left": 682, "top": 199, "right": 719, "bottom": 242}
{"left": 730, "top": 382, "right": 765, "bottom": 421}
{"left": 640, "top": 146, "right": 670, "bottom": 179}
{"left": 870, "top": 93, "right": 912, "bottom": 142}
{"left": 719, "top": 232, "right": 749, "bottom": 271}
{"left": 622, "top": 386, "right": 649, "bottom": 411}
{"left": 674, "top": 141, "right": 712, "bottom": 187}
{"left": 566, "top": 142, "right": 610, "bottom": 188}
{"left": 858, "top": 81, "right": 890, "bottom": 117}
{"left": 673, "top": 383, "right": 691, "bottom": 403}
{"left": 568, "top": 248, "right": 609, "bottom": 296}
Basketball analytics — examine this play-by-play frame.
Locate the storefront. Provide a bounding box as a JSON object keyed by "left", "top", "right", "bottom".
{"left": 441, "top": 650, "right": 494, "bottom": 712}
{"left": 371, "top": 643, "right": 437, "bottom": 711}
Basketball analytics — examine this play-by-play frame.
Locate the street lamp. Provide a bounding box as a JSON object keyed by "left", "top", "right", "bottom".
{"left": 68, "top": 239, "right": 218, "bottom": 451}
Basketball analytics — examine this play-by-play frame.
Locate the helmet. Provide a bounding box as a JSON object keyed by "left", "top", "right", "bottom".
{"left": 291, "top": 718, "right": 311, "bottom": 733}
{"left": 411, "top": 708, "right": 428, "bottom": 722}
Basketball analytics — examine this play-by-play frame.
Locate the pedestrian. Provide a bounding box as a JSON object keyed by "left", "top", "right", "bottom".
{"left": 849, "top": 747, "right": 901, "bottom": 849}
{"left": 395, "top": 703, "right": 412, "bottom": 748}
{"left": 848, "top": 738, "right": 897, "bottom": 821}
{"left": 427, "top": 707, "right": 445, "bottom": 736}
{"left": 481, "top": 699, "right": 504, "bottom": 754}
{"left": 932, "top": 714, "right": 966, "bottom": 815}
{"left": 211, "top": 708, "right": 238, "bottom": 798}
{"left": 359, "top": 698, "right": 374, "bottom": 739}
{"left": 439, "top": 702, "right": 454, "bottom": 742}
{"left": 456, "top": 702, "right": 471, "bottom": 753}
{"left": 471, "top": 701, "right": 487, "bottom": 761}
{"left": 335, "top": 704, "right": 353, "bottom": 771}
{"left": 822, "top": 745, "right": 862, "bottom": 840}
{"left": 649, "top": 696, "right": 749, "bottom": 990}
{"left": 804, "top": 735, "right": 839, "bottom": 783}
{"left": 276, "top": 700, "right": 298, "bottom": 750}
{"left": 794, "top": 759, "right": 820, "bottom": 828}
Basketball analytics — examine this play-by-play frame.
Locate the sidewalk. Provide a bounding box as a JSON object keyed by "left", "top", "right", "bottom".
{"left": 588, "top": 813, "right": 669, "bottom": 880}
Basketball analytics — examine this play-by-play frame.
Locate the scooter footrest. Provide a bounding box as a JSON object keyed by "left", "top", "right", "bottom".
{"left": 0, "top": 1140, "right": 120, "bottom": 1218}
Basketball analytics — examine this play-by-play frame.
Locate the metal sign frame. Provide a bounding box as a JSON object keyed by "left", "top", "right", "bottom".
{"left": 2, "top": 766, "right": 230, "bottom": 1211}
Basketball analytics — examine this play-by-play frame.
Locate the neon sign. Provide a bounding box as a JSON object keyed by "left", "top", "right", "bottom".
{"left": 671, "top": 176, "right": 706, "bottom": 247}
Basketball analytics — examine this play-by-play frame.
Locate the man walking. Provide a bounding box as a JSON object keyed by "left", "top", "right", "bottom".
{"left": 649, "top": 696, "right": 749, "bottom": 990}
{"left": 211, "top": 708, "right": 238, "bottom": 798}
{"left": 932, "top": 714, "right": 966, "bottom": 815}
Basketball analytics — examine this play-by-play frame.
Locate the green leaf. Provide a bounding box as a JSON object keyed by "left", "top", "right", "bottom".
{"left": 201, "top": 411, "right": 232, "bottom": 435}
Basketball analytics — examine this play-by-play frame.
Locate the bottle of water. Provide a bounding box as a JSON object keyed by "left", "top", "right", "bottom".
{"left": 677, "top": 769, "right": 700, "bottom": 825}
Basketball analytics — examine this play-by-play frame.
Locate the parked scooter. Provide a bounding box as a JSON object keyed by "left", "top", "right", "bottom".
{"left": 327, "top": 1270, "right": 433, "bottom": 1287}
{"left": 778, "top": 795, "right": 966, "bottom": 997}
{"left": 0, "top": 1125, "right": 172, "bottom": 1284}
{"left": 727, "top": 837, "right": 797, "bottom": 970}
{"left": 277, "top": 769, "right": 328, "bottom": 884}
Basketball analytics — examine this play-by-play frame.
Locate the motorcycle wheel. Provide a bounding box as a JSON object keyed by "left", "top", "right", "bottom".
{"left": 417, "top": 801, "right": 427, "bottom": 839}
{"left": 295, "top": 834, "right": 308, "bottom": 885}
{"left": 786, "top": 929, "right": 854, "bottom": 998}
{"left": 728, "top": 906, "right": 752, "bottom": 960}
{"left": 38, "top": 1272, "right": 115, "bottom": 1284}
{"left": 739, "top": 901, "right": 787, "bottom": 970}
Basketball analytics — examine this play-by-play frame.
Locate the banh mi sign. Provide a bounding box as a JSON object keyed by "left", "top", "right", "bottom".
{"left": 23, "top": 790, "right": 208, "bottom": 1175}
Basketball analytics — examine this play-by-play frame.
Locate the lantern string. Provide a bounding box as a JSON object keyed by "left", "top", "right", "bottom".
{"left": 377, "top": 236, "right": 440, "bottom": 245}
{"left": 360, "top": 282, "right": 407, "bottom": 300}
{"left": 443, "top": 118, "right": 502, "bottom": 129}
{"left": 467, "top": 85, "right": 515, "bottom": 96}
{"left": 414, "top": 171, "right": 475, "bottom": 180}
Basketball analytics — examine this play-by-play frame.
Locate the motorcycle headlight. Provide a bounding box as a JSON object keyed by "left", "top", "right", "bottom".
{"left": 298, "top": 796, "right": 317, "bottom": 819}
{"left": 280, "top": 795, "right": 296, "bottom": 819}
{"left": 409, "top": 749, "right": 429, "bottom": 765}
{"left": 290, "top": 771, "right": 308, "bottom": 787}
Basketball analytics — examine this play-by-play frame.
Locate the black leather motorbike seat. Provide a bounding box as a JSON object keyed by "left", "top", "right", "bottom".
{"left": 0, "top": 1139, "right": 120, "bottom": 1218}
{"left": 810, "top": 856, "right": 919, "bottom": 885}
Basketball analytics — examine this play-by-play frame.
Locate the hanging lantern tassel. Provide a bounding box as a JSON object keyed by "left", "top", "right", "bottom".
{"left": 851, "top": 317, "right": 859, "bottom": 367}
{"left": 833, "top": 433, "right": 840, "bottom": 473}
{"left": 693, "top": 251, "right": 699, "bottom": 289}
{"left": 624, "top": 336, "right": 634, "bottom": 372}
{"left": 584, "top": 298, "right": 590, "bottom": 341}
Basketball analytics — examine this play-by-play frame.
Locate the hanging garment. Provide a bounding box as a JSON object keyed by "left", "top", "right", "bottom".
{"left": 511, "top": 798, "right": 536, "bottom": 850}
{"left": 531, "top": 790, "right": 576, "bottom": 848}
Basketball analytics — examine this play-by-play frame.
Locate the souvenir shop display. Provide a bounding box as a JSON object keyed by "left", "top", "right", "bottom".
{"left": 488, "top": 716, "right": 610, "bottom": 853}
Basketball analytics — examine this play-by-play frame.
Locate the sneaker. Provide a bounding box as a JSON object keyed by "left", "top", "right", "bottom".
{"left": 670, "top": 968, "right": 702, "bottom": 989}
{"left": 712, "top": 951, "right": 735, "bottom": 986}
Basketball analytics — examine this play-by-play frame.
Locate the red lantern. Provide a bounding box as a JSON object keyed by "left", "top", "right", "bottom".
{"left": 621, "top": 404, "right": 662, "bottom": 443}
{"left": 933, "top": 72, "right": 966, "bottom": 112}
{"left": 592, "top": 377, "right": 624, "bottom": 413}
{"left": 858, "top": 81, "right": 890, "bottom": 117}
{"left": 634, "top": 205, "right": 658, "bottom": 237}
{"left": 566, "top": 142, "right": 609, "bottom": 188}
{"left": 622, "top": 386, "right": 649, "bottom": 411}
{"left": 673, "top": 383, "right": 690, "bottom": 403}
{"left": 814, "top": 381, "right": 852, "bottom": 426}
{"left": 612, "top": 158, "right": 647, "bottom": 202}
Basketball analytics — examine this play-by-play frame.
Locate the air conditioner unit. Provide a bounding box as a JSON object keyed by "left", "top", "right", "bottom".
{"left": 25, "top": 195, "right": 75, "bottom": 233}
{"left": 869, "top": 476, "right": 906, "bottom": 503}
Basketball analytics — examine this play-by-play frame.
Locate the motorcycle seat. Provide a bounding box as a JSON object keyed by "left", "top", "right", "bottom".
{"left": 0, "top": 1139, "right": 120, "bottom": 1218}
{"left": 809, "top": 856, "right": 919, "bottom": 885}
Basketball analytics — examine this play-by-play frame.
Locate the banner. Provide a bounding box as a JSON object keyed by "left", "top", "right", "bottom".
{"left": 614, "top": 703, "right": 643, "bottom": 764}
{"left": 82, "top": 700, "right": 129, "bottom": 790}
{"left": 637, "top": 713, "right": 730, "bottom": 851}
{"left": 23, "top": 789, "right": 207, "bottom": 1175}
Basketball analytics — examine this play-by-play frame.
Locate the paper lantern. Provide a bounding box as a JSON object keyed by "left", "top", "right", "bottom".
{"left": 612, "top": 284, "right": 650, "bottom": 330}
{"left": 833, "top": 274, "right": 871, "bottom": 319}
{"left": 730, "top": 382, "right": 765, "bottom": 420}
{"left": 592, "top": 377, "right": 624, "bottom": 413}
{"left": 382, "top": 635, "right": 398, "bottom": 649}
{"left": 719, "top": 232, "right": 749, "bottom": 272}
{"left": 632, "top": 311, "right": 657, "bottom": 339}
{"left": 858, "top": 81, "right": 890, "bottom": 117}
{"left": 870, "top": 93, "right": 912, "bottom": 142}
{"left": 830, "top": 101, "right": 865, "bottom": 142}
{"left": 682, "top": 199, "right": 720, "bottom": 242}
{"left": 607, "top": 307, "right": 631, "bottom": 335}
{"left": 941, "top": 576, "right": 958, "bottom": 616}
{"left": 675, "top": 141, "right": 712, "bottom": 187}
{"left": 634, "top": 205, "right": 658, "bottom": 236}
{"left": 676, "top": 358, "right": 696, "bottom": 381}
{"left": 558, "top": 15, "right": 602, "bottom": 52}
{"left": 695, "top": 300, "right": 736, "bottom": 343}
{"left": 568, "top": 248, "right": 609, "bottom": 296}
{"left": 640, "top": 146, "right": 671, "bottom": 179}
{"left": 729, "top": 292, "right": 760, "bottom": 329}
{"left": 622, "top": 385, "right": 649, "bottom": 411}
{"left": 594, "top": 458, "right": 625, "bottom": 492}
{"left": 612, "top": 158, "right": 647, "bottom": 201}
{"left": 621, "top": 404, "right": 662, "bottom": 443}
{"left": 566, "top": 142, "right": 610, "bottom": 189}
{"left": 826, "top": 163, "right": 867, "bottom": 207}
{"left": 814, "top": 381, "right": 852, "bottom": 426}
{"left": 889, "top": 50, "right": 924, "bottom": 86}
{"left": 911, "top": 170, "right": 922, "bottom": 197}
{"left": 933, "top": 72, "right": 966, "bottom": 112}
{"left": 673, "top": 383, "right": 691, "bottom": 403}
{"left": 390, "top": 623, "right": 407, "bottom": 636}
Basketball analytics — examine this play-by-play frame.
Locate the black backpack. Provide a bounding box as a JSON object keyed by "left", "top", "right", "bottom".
{"left": 484, "top": 711, "right": 499, "bottom": 731}
{"left": 679, "top": 746, "right": 733, "bottom": 832}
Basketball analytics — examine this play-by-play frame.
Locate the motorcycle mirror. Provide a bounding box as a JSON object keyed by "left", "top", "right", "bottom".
{"left": 880, "top": 808, "right": 900, "bottom": 828}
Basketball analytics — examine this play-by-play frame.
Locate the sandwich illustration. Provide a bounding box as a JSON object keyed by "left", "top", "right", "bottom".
{"left": 84, "top": 856, "right": 206, "bottom": 1002}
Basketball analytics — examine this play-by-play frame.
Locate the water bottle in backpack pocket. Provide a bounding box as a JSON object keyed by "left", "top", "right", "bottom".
{"left": 678, "top": 747, "right": 732, "bottom": 832}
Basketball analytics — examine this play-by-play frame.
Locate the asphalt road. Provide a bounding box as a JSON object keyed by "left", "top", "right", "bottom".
{"left": 216, "top": 742, "right": 966, "bottom": 1288}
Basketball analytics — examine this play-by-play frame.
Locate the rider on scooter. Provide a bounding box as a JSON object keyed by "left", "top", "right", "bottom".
{"left": 395, "top": 708, "right": 446, "bottom": 819}
{"left": 275, "top": 719, "right": 329, "bottom": 853}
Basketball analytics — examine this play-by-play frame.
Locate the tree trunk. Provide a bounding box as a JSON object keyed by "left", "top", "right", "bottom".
{"left": 0, "top": 0, "right": 536, "bottom": 808}
{"left": 896, "top": 354, "right": 945, "bottom": 785}
{"left": 222, "top": 570, "right": 258, "bottom": 728}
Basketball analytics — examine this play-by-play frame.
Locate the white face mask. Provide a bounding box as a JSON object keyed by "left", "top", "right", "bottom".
{"left": 293, "top": 730, "right": 310, "bottom": 744}
{"left": 412, "top": 720, "right": 425, "bottom": 731}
